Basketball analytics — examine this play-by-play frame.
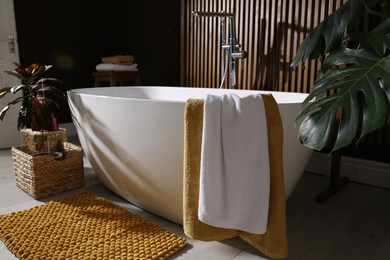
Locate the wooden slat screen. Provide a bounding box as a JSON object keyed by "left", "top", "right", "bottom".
{"left": 180, "top": 0, "right": 345, "bottom": 92}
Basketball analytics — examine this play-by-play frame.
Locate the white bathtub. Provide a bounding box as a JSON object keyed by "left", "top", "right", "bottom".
{"left": 68, "top": 86, "right": 312, "bottom": 224}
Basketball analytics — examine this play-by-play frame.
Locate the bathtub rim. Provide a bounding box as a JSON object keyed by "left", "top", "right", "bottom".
{"left": 67, "top": 86, "right": 309, "bottom": 105}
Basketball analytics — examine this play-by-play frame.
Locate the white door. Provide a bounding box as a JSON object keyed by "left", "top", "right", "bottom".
{"left": 0, "top": 0, "right": 21, "bottom": 148}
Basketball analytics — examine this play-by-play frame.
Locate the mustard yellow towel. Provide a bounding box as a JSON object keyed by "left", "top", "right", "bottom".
{"left": 183, "top": 95, "right": 287, "bottom": 259}
{"left": 101, "top": 55, "right": 135, "bottom": 65}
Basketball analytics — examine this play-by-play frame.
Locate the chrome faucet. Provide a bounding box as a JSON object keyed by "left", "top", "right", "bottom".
{"left": 192, "top": 11, "right": 247, "bottom": 89}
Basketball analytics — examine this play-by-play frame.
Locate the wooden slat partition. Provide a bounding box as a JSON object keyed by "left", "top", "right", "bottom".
{"left": 180, "top": 0, "right": 345, "bottom": 92}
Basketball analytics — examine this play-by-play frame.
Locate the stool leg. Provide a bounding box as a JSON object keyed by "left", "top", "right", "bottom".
{"left": 315, "top": 149, "right": 349, "bottom": 203}
{"left": 110, "top": 75, "right": 116, "bottom": 87}
{"left": 135, "top": 75, "right": 142, "bottom": 86}
{"left": 95, "top": 77, "right": 101, "bottom": 87}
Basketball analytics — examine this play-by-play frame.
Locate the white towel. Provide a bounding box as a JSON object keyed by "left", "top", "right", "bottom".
{"left": 95, "top": 63, "right": 138, "bottom": 71}
{"left": 198, "top": 94, "right": 270, "bottom": 234}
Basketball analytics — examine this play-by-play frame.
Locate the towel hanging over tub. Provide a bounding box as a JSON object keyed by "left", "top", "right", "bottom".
{"left": 183, "top": 95, "right": 287, "bottom": 259}
{"left": 198, "top": 94, "right": 270, "bottom": 235}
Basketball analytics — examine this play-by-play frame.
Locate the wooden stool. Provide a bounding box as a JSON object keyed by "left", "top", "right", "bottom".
{"left": 93, "top": 71, "right": 142, "bottom": 87}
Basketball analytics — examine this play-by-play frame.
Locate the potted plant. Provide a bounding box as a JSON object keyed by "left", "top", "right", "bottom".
{"left": 291, "top": 0, "right": 390, "bottom": 153}
{"left": 0, "top": 62, "right": 67, "bottom": 152}
{"left": 1, "top": 63, "right": 84, "bottom": 198}
{"left": 290, "top": 0, "right": 390, "bottom": 201}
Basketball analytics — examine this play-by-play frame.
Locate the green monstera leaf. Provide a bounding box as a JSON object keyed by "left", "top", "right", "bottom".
{"left": 295, "top": 20, "right": 390, "bottom": 152}
{"left": 290, "top": 0, "right": 367, "bottom": 68}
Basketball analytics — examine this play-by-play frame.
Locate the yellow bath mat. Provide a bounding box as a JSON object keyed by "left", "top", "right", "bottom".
{"left": 0, "top": 192, "right": 187, "bottom": 259}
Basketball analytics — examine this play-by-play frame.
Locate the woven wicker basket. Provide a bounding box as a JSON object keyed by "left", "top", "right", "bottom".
{"left": 12, "top": 142, "right": 84, "bottom": 199}
{"left": 20, "top": 128, "right": 68, "bottom": 153}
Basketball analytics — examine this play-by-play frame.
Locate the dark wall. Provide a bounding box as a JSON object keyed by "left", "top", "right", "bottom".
{"left": 14, "top": 0, "right": 181, "bottom": 122}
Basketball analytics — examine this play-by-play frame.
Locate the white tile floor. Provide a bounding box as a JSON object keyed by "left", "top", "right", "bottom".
{"left": 1, "top": 138, "right": 390, "bottom": 259}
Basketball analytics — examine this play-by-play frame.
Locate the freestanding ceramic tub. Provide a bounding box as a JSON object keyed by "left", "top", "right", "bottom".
{"left": 68, "top": 86, "right": 312, "bottom": 224}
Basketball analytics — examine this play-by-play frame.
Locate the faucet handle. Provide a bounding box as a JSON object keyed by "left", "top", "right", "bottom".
{"left": 231, "top": 50, "right": 247, "bottom": 59}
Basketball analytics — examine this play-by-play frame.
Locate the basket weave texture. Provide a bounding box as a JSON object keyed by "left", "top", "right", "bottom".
{"left": 12, "top": 142, "right": 84, "bottom": 199}
{"left": 20, "top": 128, "right": 68, "bottom": 153}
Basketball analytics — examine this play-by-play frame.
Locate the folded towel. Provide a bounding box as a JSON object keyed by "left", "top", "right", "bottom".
{"left": 183, "top": 94, "right": 287, "bottom": 259}
{"left": 198, "top": 94, "right": 270, "bottom": 234}
{"left": 101, "top": 55, "right": 134, "bottom": 64}
{"left": 95, "top": 63, "right": 139, "bottom": 72}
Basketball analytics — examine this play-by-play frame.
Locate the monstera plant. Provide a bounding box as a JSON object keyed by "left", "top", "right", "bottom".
{"left": 291, "top": 0, "right": 390, "bottom": 152}
{"left": 0, "top": 63, "right": 65, "bottom": 131}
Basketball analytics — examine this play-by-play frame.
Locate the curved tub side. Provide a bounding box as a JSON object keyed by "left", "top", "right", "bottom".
{"left": 278, "top": 103, "right": 312, "bottom": 197}
{"left": 68, "top": 91, "right": 186, "bottom": 224}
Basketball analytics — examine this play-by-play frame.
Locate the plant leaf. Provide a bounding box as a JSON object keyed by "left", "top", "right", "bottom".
{"left": 4, "top": 70, "right": 25, "bottom": 82}
{"left": 0, "top": 96, "right": 23, "bottom": 121}
{"left": 295, "top": 22, "right": 390, "bottom": 152}
{"left": 0, "top": 87, "right": 12, "bottom": 99}
{"left": 32, "top": 98, "right": 53, "bottom": 131}
{"left": 291, "top": 0, "right": 366, "bottom": 68}
{"left": 10, "top": 85, "right": 27, "bottom": 94}
{"left": 0, "top": 106, "right": 11, "bottom": 121}
{"left": 17, "top": 98, "right": 33, "bottom": 130}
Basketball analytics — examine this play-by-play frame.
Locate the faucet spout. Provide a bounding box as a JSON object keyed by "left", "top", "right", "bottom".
{"left": 192, "top": 10, "right": 246, "bottom": 89}
{"left": 192, "top": 11, "right": 235, "bottom": 18}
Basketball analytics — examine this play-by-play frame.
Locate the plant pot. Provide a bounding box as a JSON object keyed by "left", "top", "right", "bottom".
{"left": 20, "top": 128, "right": 68, "bottom": 153}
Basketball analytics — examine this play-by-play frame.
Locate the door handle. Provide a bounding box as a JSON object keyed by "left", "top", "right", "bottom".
{"left": 8, "top": 34, "right": 16, "bottom": 57}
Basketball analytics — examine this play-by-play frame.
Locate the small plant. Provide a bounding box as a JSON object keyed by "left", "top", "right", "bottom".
{"left": 0, "top": 63, "right": 66, "bottom": 131}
